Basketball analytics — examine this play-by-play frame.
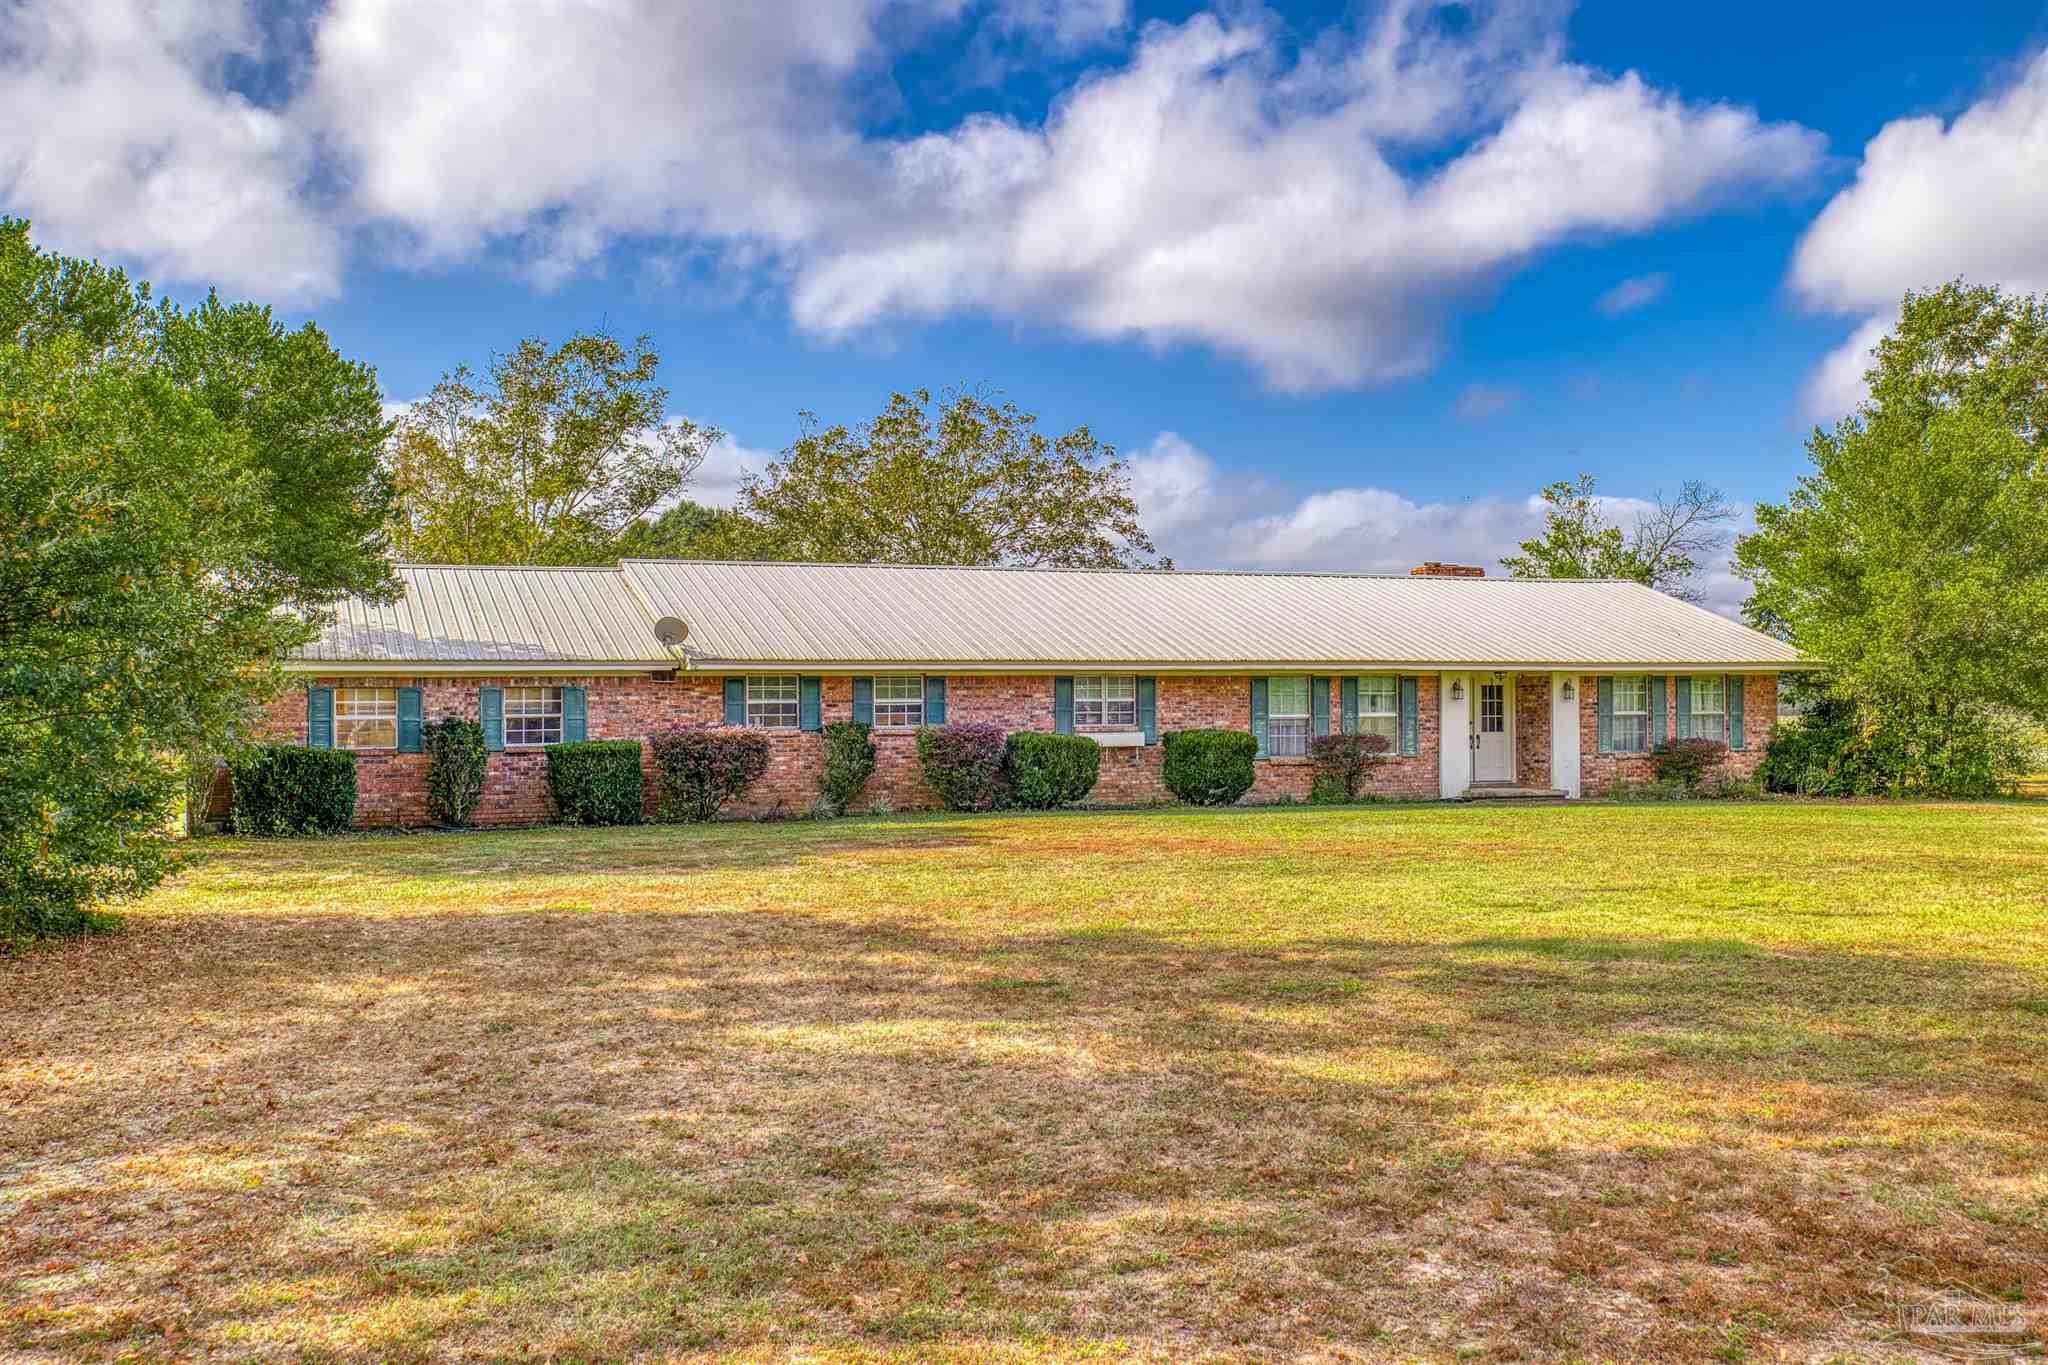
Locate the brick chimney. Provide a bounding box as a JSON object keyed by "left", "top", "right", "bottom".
{"left": 1409, "top": 561, "right": 1486, "bottom": 577}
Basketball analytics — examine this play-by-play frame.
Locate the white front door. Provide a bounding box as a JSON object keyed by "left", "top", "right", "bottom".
{"left": 1473, "top": 679, "right": 1512, "bottom": 782}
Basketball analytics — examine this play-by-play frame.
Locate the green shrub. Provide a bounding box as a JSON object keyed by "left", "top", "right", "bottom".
{"left": 544, "top": 740, "right": 645, "bottom": 826}
{"left": 1308, "top": 731, "right": 1391, "bottom": 803}
{"left": 1648, "top": 738, "right": 1727, "bottom": 793}
{"left": 818, "top": 721, "right": 877, "bottom": 815}
{"left": 422, "top": 717, "right": 488, "bottom": 826}
{"left": 1161, "top": 728, "right": 1257, "bottom": 806}
{"left": 228, "top": 745, "right": 357, "bottom": 835}
{"left": 1757, "top": 696, "right": 2027, "bottom": 798}
{"left": 650, "top": 727, "right": 770, "bottom": 822}
{"left": 915, "top": 723, "right": 1008, "bottom": 811}
{"left": 1004, "top": 732, "right": 1101, "bottom": 809}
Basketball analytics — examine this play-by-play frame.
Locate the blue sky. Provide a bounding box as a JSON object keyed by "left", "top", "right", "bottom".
{"left": 5, "top": 1, "right": 2047, "bottom": 611}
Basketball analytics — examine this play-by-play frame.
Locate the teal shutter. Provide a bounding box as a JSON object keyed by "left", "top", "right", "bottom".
{"left": 1250, "top": 678, "right": 1269, "bottom": 759}
{"left": 852, "top": 677, "right": 873, "bottom": 725}
{"left": 1053, "top": 676, "right": 1074, "bottom": 734}
{"left": 1399, "top": 676, "right": 1419, "bottom": 757}
{"left": 1674, "top": 675, "right": 1691, "bottom": 740}
{"left": 799, "top": 676, "right": 821, "bottom": 732}
{"left": 925, "top": 675, "right": 947, "bottom": 725}
{"left": 1727, "top": 674, "right": 1745, "bottom": 750}
{"left": 1311, "top": 677, "right": 1331, "bottom": 738}
{"left": 723, "top": 677, "right": 746, "bottom": 726}
{"left": 1650, "top": 675, "right": 1667, "bottom": 746}
{"left": 562, "top": 685, "right": 588, "bottom": 742}
{"left": 397, "top": 687, "right": 423, "bottom": 752}
{"left": 307, "top": 687, "right": 334, "bottom": 749}
{"left": 1597, "top": 677, "right": 1614, "bottom": 754}
{"left": 479, "top": 686, "right": 504, "bottom": 752}
{"left": 1136, "top": 676, "right": 1157, "bottom": 744}
{"left": 1340, "top": 677, "right": 1358, "bottom": 735}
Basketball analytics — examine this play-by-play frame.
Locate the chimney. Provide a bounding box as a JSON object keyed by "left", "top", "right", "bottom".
{"left": 1409, "top": 561, "right": 1485, "bottom": 577}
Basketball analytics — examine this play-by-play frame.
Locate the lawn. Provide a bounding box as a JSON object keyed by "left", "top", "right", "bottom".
{"left": 5, "top": 802, "right": 2047, "bottom": 1362}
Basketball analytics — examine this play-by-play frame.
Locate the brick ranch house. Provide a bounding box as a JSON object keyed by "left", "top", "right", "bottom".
{"left": 257, "top": 558, "right": 1806, "bottom": 826}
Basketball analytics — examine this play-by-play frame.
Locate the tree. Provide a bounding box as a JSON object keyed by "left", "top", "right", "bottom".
{"left": 696, "top": 388, "right": 1162, "bottom": 567}
{"left": 1, "top": 219, "right": 393, "bottom": 942}
{"left": 1737, "top": 282, "right": 2048, "bottom": 725}
{"left": 614, "top": 498, "right": 723, "bottom": 560}
{"left": 1500, "top": 473, "right": 1733, "bottom": 602}
{"left": 387, "top": 333, "right": 717, "bottom": 565}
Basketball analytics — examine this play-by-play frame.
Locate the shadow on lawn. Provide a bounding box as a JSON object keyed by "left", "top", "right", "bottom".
{"left": 7, "top": 904, "right": 2047, "bottom": 1361}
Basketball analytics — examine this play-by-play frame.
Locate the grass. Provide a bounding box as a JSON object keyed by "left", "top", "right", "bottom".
{"left": 5, "top": 801, "right": 2047, "bottom": 1361}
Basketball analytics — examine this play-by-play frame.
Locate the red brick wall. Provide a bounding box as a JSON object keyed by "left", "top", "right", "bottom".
{"left": 1513, "top": 673, "right": 1552, "bottom": 789}
{"left": 251, "top": 671, "right": 1443, "bottom": 826}
{"left": 1577, "top": 673, "right": 1776, "bottom": 793}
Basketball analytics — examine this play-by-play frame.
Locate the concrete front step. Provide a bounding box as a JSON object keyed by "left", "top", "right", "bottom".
{"left": 1461, "top": 785, "right": 1569, "bottom": 802}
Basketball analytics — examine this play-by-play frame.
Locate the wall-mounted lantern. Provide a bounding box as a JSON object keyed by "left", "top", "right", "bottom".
{"left": 1450, "top": 679, "right": 1464, "bottom": 702}
{"left": 1561, "top": 679, "right": 1576, "bottom": 701}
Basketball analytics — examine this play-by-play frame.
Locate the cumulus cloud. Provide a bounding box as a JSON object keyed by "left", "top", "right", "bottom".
{"left": 0, "top": 0, "right": 1824, "bottom": 389}
{"left": 689, "top": 432, "right": 779, "bottom": 508}
{"left": 1790, "top": 51, "right": 2048, "bottom": 416}
{"left": 0, "top": 0, "right": 341, "bottom": 298}
{"left": 1594, "top": 271, "right": 1670, "bottom": 315}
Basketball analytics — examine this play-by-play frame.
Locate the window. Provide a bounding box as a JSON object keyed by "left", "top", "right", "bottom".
{"left": 1353, "top": 675, "right": 1398, "bottom": 745}
{"left": 504, "top": 686, "right": 563, "bottom": 747}
{"left": 745, "top": 674, "right": 800, "bottom": 729}
{"left": 335, "top": 687, "right": 398, "bottom": 750}
{"left": 1074, "top": 674, "right": 1138, "bottom": 729}
{"left": 1266, "top": 675, "right": 1310, "bottom": 757}
{"left": 1611, "top": 675, "right": 1650, "bottom": 753}
{"left": 1689, "top": 675, "right": 1727, "bottom": 744}
{"left": 873, "top": 675, "right": 924, "bottom": 728}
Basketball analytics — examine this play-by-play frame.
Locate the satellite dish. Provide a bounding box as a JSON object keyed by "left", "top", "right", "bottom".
{"left": 654, "top": 616, "right": 689, "bottom": 647}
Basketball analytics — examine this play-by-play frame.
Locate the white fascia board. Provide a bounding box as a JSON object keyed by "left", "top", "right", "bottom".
{"left": 679, "top": 659, "right": 1811, "bottom": 674}
{"left": 282, "top": 661, "right": 675, "bottom": 676}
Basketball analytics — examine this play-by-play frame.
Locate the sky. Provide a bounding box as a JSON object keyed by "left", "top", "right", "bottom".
{"left": 5, "top": 1, "right": 2048, "bottom": 616}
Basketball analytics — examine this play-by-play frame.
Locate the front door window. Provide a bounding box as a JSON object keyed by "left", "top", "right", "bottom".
{"left": 1474, "top": 680, "right": 1512, "bottom": 781}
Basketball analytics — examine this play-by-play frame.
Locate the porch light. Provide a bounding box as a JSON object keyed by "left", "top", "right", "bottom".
{"left": 1561, "top": 680, "right": 1575, "bottom": 701}
{"left": 1450, "top": 680, "right": 1464, "bottom": 701}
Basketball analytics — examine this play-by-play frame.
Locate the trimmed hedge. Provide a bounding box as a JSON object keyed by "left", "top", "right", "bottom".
{"left": 1308, "top": 731, "right": 1391, "bottom": 803}
{"left": 545, "top": 740, "right": 645, "bottom": 826}
{"left": 1648, "top": 737, "right": 1727, "bottom": 793}
{"left": 1161, "top": 728, "right": 1257, "bottom": 806}
{"left": 228, "top": 745, "right": 357, "bottom": 835}
{"left": 915, "top": 723, "right": 1008, "bottom": 811}
{"left": 1004, "top": 731, "right": 1101, "bottom": 809}
{"left": 818, "top": 721, "right": 877, "bottom": 815}
{"left": 650, "top": 727, "right": 769, "bottom": 822}
{"left": 422, "top": 717, "right": 488, "bottom": 826}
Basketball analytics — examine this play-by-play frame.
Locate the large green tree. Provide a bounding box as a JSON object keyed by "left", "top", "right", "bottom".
{"left": 1, "top": 220, "right": 395, "bottom": 942}
{"left": 387, "top": 333, "right": 717, "bottom": 565}
{"left": 1738, "top": 282, "right": 2048, "bottom": 724}
{"left": 614, "top": 498, "right": 725, "bottom": 560}
{"left": 698, "top": 388, "right": 1162, "bottom": 567}
{"left": 1500, "top": 473, "right": 1733, "bottom": 603}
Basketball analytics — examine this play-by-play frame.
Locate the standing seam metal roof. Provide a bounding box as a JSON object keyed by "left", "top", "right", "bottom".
{"left": 290, "top": 564, "right": 673, "bottom": 664}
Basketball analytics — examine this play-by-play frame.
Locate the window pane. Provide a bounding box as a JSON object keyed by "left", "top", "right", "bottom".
{"left": 1357, "top": 676, "right": 1397, "bottom": 715}
{"left": 335, "top": 688, "right": 398, "bottom": 750}
{"left": 1104, "top": 675, "right": 1136, "bottom": 702}
{"left": 873, "top": 675, "right": 924, "bottom": 727}
{"left": 746, "top": 674, "right": 799, "bottom": 728}
{"left": 1614, "top": 715, "right": 1647, "bottom": 753}
{"left": 1612, "top": 676, "right": 1648, "bottom": 714}
{"left": 1358, "top": 715, "right": 1398, "bottom": 744}
{"left": 1268, "top": 717, "right": 1310, "bottom": 757}
{"left": 1075, "top": 676, "right": 1104, "bottom": 702}
{"left": 503, "top": 686, "right": 563, "bottom": 746}
{"left": 1692, "top": 675, "right": 1724, "bottom": 712}
{"left": 1267, "top": 675, "right": 1309, "bottom": 718}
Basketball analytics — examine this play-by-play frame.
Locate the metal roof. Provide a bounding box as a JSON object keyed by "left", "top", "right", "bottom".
{"left": 289, "top": 564, "right": 672, "bottom": 669}
{"left": 618, "top": 560, "right": 1806, "bottom": 671}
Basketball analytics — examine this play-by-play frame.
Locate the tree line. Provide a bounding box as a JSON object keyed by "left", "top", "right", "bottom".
{"left": 5, "top": 218, "right": 2045, "bottom": 944}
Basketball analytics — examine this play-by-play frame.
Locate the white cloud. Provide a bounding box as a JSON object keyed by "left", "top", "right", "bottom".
{"left": 0, "top": 0, "right": 1824, "bottom": 389}
{"left": 689, "top": 433, "right": 778, "bottom": 508}
{"left": 1789, "top": 51, "right": 2048, "bottom": 411}
{"left": 1594, "top": 271, "right": 1670, "bottom": 315}
{"left": 0, "top": 0, "right": 341, "bottom": 298}
{"left": 1452, "top": 382, "right": 1519, "bottom": 420}
{"left": 1791, "top": 51, "right": 2048, "bottom": 314}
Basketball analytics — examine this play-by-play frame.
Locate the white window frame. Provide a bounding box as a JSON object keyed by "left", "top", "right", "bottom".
{"left": 335, "top": 687, "right": 398, "bottom": 751}
{"left": 1689, "top": 675, "right": 1728, "bottom": 744}
{"left": 872, "top": 675, "right": 925, "bottom": 728}
{"left": 1074, "top": 674, "right": 1138, "bottom": 729}
{"left": 1353, "top": 675, "right": 1398, "bottom": 745}
{"left": 745, "top": 674, "right": 800, "bottom": 730}
{"left": 1611, "top": 675, "right": 1650, "bottom": 754}
{"left": 504, "top": 685, "right": 563, "bottom": 748}
{"left": 1267, "top": 675, "right": 1311, "bottom": 758}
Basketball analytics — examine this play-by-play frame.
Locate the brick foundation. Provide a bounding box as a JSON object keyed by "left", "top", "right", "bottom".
{"left": 248, "top": 671, "right": 1442, "bottom": 826}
